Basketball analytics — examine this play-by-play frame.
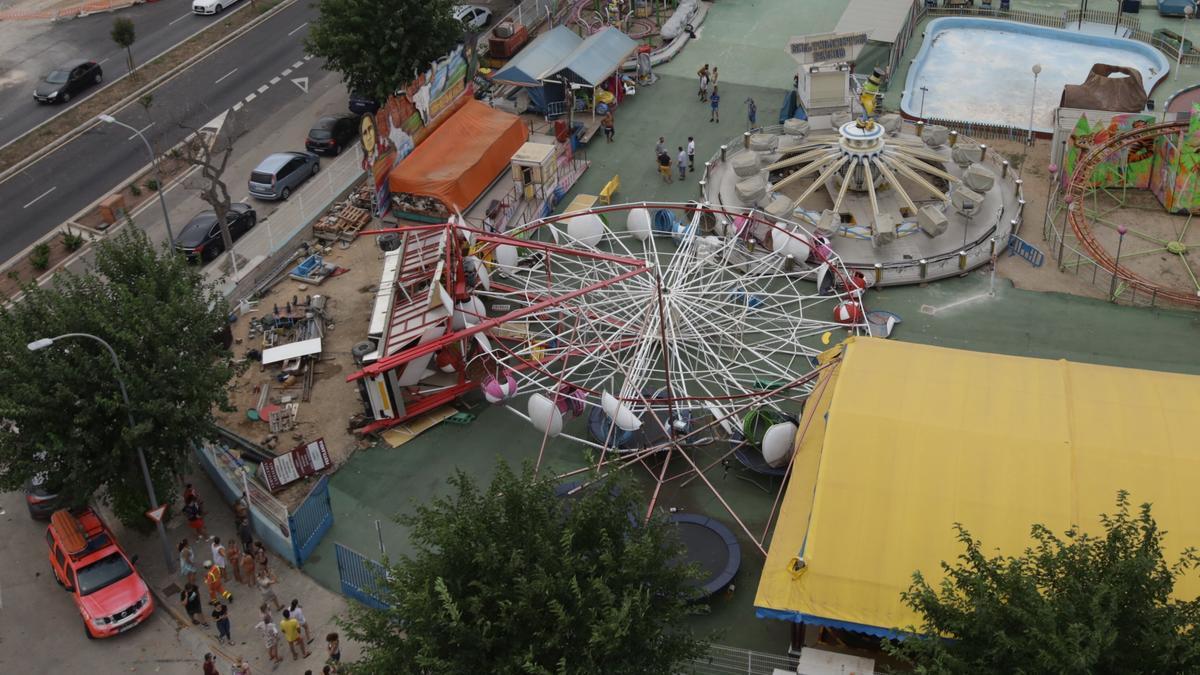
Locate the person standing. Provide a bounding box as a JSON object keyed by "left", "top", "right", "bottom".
{"left": 258, "top": 568, "right": 283, "bottom": 611}
{"left": 255, "top": 616, "right": 284, "bottom": 666}
{"left": 204, "top": 560, "right": 233, "bottom": 605}
{"left": 709, "top": 86, "right": 721, "bottom": 123}
{"left": 237, "top": 513, "right": 253, "bottom": 553}
{"left": 181, "top": 583, "right": 209, "bottom": 626}
{"left": 280, "top": 609, "right": 310, "bottom": 660}
{"left": 231, "top": 656, "right": 252, "bottom": 675}
{"left": 326, "top": 632, "right": 341, "bottom": 665}
{"left": 211, "top": 536, "right": 228, "bottom": 576}
{"left": 184, "top": 495, "right": 206, "bottom": 540}
{"left": 289, "top": 599, "right": 314, "bottom": 643}
{"left": 697, "top": 64, "right": 710, "bottom": 101}
{"left": 240, "top": 543, "right": 257, "bottom": 587}
{"left": 687, "top": 137, "right": 696, "bottom": 172}
{"left": 253, "top": 541, "right": 273, "bottom": 581}
{"left": 654, "top": 136, "right": 667, "bottom": 160}
{"left": 202, "top": 653, "right": 219, "bottom": 675}
{"left": 213, "top": 601, "right": 232, "bottom": 644}
{"left": 677, "top": 146, "right": 687, "bottom": 181}
{"left": 711, "top": 66, "right": 719, "bottom": 87}
{"left": 657, "top": 150, "right": 673, "bottom": 183}
{"left": 178, "top": 539, "right": 197, "bottom": 586}
{"left": 602, "top": 110, "right": 614, "bottom": 142}
{"left": 227, "top": 541, "right": 243, "bottom": 585}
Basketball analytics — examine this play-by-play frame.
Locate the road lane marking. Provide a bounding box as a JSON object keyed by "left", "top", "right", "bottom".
{"left": 292, "top": 60, "right": 303, "bottom": 69}
{"left": 269, "top": 76, "right": 280, "bottom": 85}
{"left": 127, "top": 122, "right": 154, "bottom": 140}
{"left": 281, "top": 68, "right": 292, "bottom": 76}
{"left": 99, "top": 57, "right": 110, "bottom": 65}
{"left": 291, "top": 77, "right": 308, "bottom": 93}
{"left": 304, "top": 54, "right": 312, "bottom": 60}
{"left": 245, "top": 93, "right": 256, "bottom": 102}
{"left": 232, "top": 102, "right": 243, "bottom": 112}
{"left": 23, "top": 187, "right": 56, "bottom": 209}
{"left": 168, "top": 12, "right": 191, "bottom": 25}
{"left": 257, "top": 84, "right": 268, "bottom": 93}
{"left": 214, "top": 68, "right": 238, "bottom": 84}
{"left": 288, "top": 21, "right": 307, "bottom": 36}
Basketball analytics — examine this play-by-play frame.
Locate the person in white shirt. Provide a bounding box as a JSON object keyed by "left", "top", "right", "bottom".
{"left": 289, "top": 598, "right": 314, "bottom": 643}
{"left": 687, "top": 137, "right": 696, "bottom": 172}
{"left": 210, "top": 536, "right": 227, "bottom": 574}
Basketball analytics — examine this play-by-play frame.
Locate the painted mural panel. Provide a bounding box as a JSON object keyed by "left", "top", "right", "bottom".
{"left": 1061, "top": 112, "right": 1157, "bottom": 189}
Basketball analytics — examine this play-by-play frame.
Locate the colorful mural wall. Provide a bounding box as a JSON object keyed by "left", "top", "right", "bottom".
{"left": 1061, "top": 106, "right": 1200, "bottom": 214}
{"left": 1061, "top": 112, "right": 1157, "bottom": 189}
{"left": 360, "top": 44, "right": 474, "bottom": 215}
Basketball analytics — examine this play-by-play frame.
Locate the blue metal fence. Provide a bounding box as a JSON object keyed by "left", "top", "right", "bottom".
{"left": 289, "top": 475, "right": 334, "bottom": 566}
{"left": 335, "top": 543, "right": 390, "bottom": 610}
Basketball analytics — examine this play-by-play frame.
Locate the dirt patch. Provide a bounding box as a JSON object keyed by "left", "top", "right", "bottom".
{"left": 0, "top": 227, "right": 88, "bottom": 296}
{"left": 0, "top": 0, "right": 281, "bottom": 174}
{"left": 214, "top": 228, "right": 383, "bottom": 508}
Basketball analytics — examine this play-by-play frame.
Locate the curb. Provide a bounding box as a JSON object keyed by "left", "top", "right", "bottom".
{"left": 0, "top": 0, "right": 297, "bottom": 185}
{"left": 148, "top": 581, "right": 240, "bottom": 666}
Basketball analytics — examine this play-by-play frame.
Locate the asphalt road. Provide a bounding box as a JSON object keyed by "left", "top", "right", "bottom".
{"left": 0, "top": 0, "right": 341, "bottom": 262}
{"left": 0, "top": 490, "right": 195, "bottom": 673}
{"left": 0, "top": 0, "right": 257, "bottom": 148}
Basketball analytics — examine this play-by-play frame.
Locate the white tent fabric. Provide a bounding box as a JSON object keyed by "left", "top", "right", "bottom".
{"left": 833, "top": 0, "right": 912, "bottom": 44}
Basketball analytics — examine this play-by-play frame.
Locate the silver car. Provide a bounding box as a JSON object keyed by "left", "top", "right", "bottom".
{"left": 248, "top": 151, "right": 320, "bottom": 201}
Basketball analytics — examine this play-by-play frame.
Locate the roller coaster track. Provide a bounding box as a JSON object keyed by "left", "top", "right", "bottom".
{"left": 1064, "top": 120, "right": 1200, "bottom": 306}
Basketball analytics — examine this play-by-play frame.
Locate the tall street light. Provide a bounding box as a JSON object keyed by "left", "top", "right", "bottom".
{"left": 28, "top": 333, "right": 175, "bottom": 574}
{"left": 97, "top": 114, "right": 176, "bottom": 247}
{"left": 1026, "top": 64, "right": 1042, "bottom": 154}
{"left": 1178, "top": 3, "right": 1196, "bottom": 81}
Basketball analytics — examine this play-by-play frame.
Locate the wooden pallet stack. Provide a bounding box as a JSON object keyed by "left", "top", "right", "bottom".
{"left": 314, "top": 198, "right": 373, "bottom": 242}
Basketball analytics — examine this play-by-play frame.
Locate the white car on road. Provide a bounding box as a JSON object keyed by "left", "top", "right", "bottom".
{"left": 193, "top": 0, "right": 240, "bottom": 15}
{"left": 453, "top": 4, "right": 492, "bottom": 30}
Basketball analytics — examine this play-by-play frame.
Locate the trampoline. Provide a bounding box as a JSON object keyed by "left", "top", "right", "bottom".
{"left": 669, "top": 513, "right": 741, "bottom": 600}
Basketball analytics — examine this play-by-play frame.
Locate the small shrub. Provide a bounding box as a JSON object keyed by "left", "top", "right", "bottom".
{"left": 145, "top": 178, "right": 160, "bottom": 191}
{"left": 169, "top": 148, "right": 181, "bottom": 159}
{"left": 61, "top": 229, "right": 85, "bottom": 252}
{"left": 7, "top": 270, "right": 19, "bottom": 282}
{"left": 129, "top": 183, "right": 142, "bottom": 197}
{"left": 30, "top": 243, "right": 51, "bottom": 271}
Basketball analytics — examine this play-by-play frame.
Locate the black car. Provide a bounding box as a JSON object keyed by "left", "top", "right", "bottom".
{"left": 174, "top": 203, "right": 258, "bottom": 263}
{"left": 305, "top": 115, "right": 358, "bottom": 155}
{"left": 348, "top": 92, "right": 380, "bottom": 116}
{"left": 24, "top": 474, "right": 62, "bottom": 520}
{"left": 34, "top": 61, "right": 103, "bottom": 104}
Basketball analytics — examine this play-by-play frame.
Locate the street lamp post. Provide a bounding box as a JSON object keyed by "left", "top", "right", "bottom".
{"left": 97, "top": 114, "right": 176, "bottom": 247}
{"left": 919, "top": 84, "right": 929, "bottom": 120}
{"left": 1027, "top": 64, "right": 1042, "bottom": 147}
{"left": 28, "top": 333, "right": 175, "bottom": 574}
{"left": 1178, "top": 4, "right": 1196, "bottom": 81}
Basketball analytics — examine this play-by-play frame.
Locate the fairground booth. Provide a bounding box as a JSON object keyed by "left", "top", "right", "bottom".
{"left": 756, "top": 337, "right": 1200, "bottom": 654}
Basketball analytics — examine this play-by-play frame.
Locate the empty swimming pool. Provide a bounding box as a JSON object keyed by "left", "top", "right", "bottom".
{"left": 902, "top": 17, "right": 1169, "bottom": 133}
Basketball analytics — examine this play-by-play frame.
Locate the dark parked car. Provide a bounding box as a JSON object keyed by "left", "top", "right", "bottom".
{"left": 174, "top": 203, "right": 257, "bottom": 263}
{"left": 305, "top": 115, "right": 358, "bottom": 155}
{"left": 348, "top": 92, "right": 380, "bottom": 116}
{"left": 34, "top": 61, "right": 102, "bottom": 104}
{"left": 24, "top": 473, "right": 61, "bottom": 520}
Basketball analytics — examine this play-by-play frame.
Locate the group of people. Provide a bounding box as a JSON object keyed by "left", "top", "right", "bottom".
{"left": 698, "top": 64, "right": 720, "bottom": 123}
{"left": 181, "top": 482, "right": 343, "bottom": 673}
{"left": 655, "top": 136, "right": 696, "bottom": 183}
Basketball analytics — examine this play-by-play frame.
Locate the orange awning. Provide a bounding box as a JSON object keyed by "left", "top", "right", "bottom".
{"left": 388, "top": 99, "right": 529, "bottom": 212}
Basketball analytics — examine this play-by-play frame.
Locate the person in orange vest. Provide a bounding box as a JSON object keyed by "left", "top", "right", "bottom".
{"left": 204, "top": 559, "right": 233, "bottom": 605}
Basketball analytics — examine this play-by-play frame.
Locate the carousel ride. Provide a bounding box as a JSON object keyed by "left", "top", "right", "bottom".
{"left": 349, "top": 203, "right": 868, "bottom": 554}
{"left": 704, "top": 81, "right": 1024, "bottom": 285}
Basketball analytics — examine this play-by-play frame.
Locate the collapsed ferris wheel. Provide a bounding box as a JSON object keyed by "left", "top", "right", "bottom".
{"left": 466, "top": 203, "right": 867, "bottom": 527}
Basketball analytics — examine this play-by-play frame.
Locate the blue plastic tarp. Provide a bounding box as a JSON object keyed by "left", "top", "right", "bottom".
{"left": 492, "top": 26, "right": 583, "bottom": 86}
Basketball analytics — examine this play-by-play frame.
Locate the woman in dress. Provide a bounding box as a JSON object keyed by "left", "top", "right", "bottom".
{"left": 178, "top": 538, "right": 197, "bottom": 585}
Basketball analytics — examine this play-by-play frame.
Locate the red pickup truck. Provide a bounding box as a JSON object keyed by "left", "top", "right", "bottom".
{"left": 46, "top": 508, "right": 155, "bottom": 639}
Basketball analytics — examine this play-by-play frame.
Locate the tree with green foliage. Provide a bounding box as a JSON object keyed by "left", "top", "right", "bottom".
{"left": 0, "top": 228, "right": 235, "bottom": 527}
{"left": 111, "top": 17, "right": 137, "bottom": 74}
{"left": 887, "top": 491, "right": 1200, "bottom": 674}
{"left": 339, "top": 461, "right": 711, "bottom": 674}
{"left": 305, "top": 0, "right": 462, "bottom": 102}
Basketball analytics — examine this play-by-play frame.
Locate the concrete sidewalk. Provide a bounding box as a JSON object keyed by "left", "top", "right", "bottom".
{"left": 125, "top": 468, "right": 360, "bottom": 674}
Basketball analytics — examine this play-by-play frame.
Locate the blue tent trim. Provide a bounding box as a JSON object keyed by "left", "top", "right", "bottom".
{"left": 544, "top": 27, "right": 638, "bottom": 87}
{"left": 754, "top": 607, "right": 904, "bottom": 639}
{"left": 492, "top": 26, "right": 583, "bottom": 87}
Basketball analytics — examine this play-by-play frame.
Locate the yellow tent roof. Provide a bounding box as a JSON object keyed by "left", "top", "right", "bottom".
{"left": 755, "top": 337, "right": 1200, "bottom": 636}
